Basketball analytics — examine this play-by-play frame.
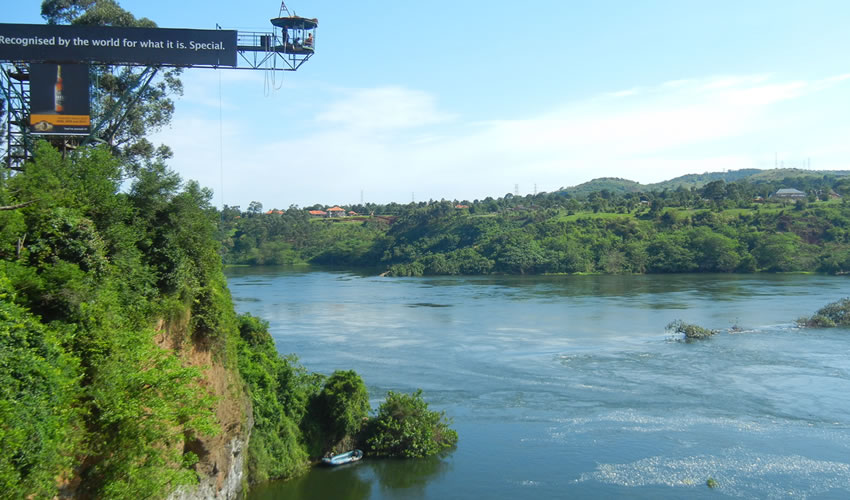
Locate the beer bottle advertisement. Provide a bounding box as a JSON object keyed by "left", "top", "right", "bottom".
{"left": 30, "top": 63, "right": 91, "bottom": 136}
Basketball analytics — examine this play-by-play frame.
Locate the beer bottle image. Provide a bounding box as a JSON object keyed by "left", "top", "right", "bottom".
{"left": 54, "top": 65, "right": 64, "bottom": 113}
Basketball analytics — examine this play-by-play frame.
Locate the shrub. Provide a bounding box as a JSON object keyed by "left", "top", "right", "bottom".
{"left": 798, "top": 298, "right": 850, "bottom": 327}
{"left": 666, "top": 319, "right": 718, "bottom": 340}
{"left": 365, "top": 390, "right": 458, "bottom": 458}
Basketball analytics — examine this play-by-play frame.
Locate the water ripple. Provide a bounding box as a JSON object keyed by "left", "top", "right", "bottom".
{"left": 577, "top": 448, "right": 850, "bottom": 499}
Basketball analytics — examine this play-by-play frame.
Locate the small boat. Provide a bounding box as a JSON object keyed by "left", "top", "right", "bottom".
{"left": 321, "top": 449, "right": 364, "bottom": 466}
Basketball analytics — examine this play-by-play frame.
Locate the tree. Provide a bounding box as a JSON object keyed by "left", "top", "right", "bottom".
{"left": 365, "top": 390, "right": 458, "bottom": 458}
{"left": 754, "top": 232, "right": 801, "bottom": 271}
{"left": 314, "top": 370, "right": 370, "bottom": 442}
{"left": 701, "top": 180, "right": 727, "bottom": 203}
{"left": 41, "top": 0, "right": 183, "bottom": 172}
{"left": 687, "top": 226, "right": 741, "bottom": 272}
{"left": 247, "top": 201, "right": 264, "bottom": 216}
{"left": 646, "top": 233, "right": 697, "bottom": 273}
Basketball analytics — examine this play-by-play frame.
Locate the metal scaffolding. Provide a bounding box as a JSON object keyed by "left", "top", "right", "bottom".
{"left": 1, "top": 64, "right": 32, "bottom": 169}
{"left": 1, "top": 20, "right": 317, "bottom": 169}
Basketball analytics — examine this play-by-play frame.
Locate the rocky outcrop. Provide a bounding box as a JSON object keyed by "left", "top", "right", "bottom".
{"left": 157, "top": 319, "right": 254, "bottom": 500}
{"left": 168, "top": 433, "right": 250, "bottom": 500}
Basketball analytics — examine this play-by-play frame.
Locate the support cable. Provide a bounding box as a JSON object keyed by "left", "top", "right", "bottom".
{"left": 219, "top": 69, "right": 224, "bottom": 210}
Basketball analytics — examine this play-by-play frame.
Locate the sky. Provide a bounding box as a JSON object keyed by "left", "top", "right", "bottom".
{"left": 6, "top": 1, "right": 850, "bottom": 209}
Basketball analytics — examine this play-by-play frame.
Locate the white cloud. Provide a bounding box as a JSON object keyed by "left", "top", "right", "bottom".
{"left": 315, "top": 86, "right": 456, "bottom": 131}
{"left": 160, "top": 73, "right": 850, "bottom": 207}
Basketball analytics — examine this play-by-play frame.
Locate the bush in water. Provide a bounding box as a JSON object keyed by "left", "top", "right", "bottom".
{"left": 365, "top": 389, "right": 458, "bottom": 458}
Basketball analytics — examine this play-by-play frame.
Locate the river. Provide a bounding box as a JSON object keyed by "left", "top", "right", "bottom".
{"left": 225, "top": 267, "right": 850, "bottom": 499}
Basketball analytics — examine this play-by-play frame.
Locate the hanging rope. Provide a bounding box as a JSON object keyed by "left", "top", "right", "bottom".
{"left": 263, "top": 30, "right": 285, "bottom": 96}
{"left": 219, "top": 69, "right": 224, "bottom": 210}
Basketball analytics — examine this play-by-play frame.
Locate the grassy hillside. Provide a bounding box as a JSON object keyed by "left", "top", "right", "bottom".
{"left": 562, "top": 168, "right": 850, "bottom": 197}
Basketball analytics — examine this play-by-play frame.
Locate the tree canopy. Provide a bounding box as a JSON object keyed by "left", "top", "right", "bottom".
{"left": 40, "top": 0, "right": 183, "bottom": 171}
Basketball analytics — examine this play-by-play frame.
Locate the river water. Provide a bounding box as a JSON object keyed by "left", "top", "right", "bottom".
{"left": 226, "top": 268, "right": 850, "bottom": 499}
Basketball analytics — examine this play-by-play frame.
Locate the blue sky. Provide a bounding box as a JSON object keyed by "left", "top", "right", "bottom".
{"left": 7, "top": 1, "right": 850, "bottom": 208}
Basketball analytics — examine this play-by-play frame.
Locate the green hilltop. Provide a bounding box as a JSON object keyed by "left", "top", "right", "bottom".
{"left": 561, "top": 168, "right": 850, "bottom": 197}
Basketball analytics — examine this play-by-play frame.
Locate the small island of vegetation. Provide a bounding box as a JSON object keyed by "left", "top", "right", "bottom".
{"left": 797, "top": 298, "right": 850, "bottom": 328}
{"left": 666, "top": 320, "right": 719, "bottom": 340}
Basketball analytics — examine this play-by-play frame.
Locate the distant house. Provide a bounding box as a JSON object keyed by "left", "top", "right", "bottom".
{"left": 772, "top": 188, "right": 806, "bottom": 200}
{"left": 265, "top": 209, "right": 284, "bottom": 215}
{"left": 327, "top": 206, "right": 346, "bottom": 217}
{"left": 308, "top": 210, "right": 327, "bottom": 217}
{"left": 455, "top": 204, "right": 469, "bottom": 209}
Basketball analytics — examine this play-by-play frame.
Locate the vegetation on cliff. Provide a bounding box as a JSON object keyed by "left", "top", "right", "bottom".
{"left": 0, "top": 139, "right": 459, "bottom": 497}
{"left": 235, "top": 313, "right": 318, "bottom": 482}
{"left": 0, "top": 2, "right": 253, "bottom": 493}
{"left": 0, "top": 143, "right": 227, "bottom": 498}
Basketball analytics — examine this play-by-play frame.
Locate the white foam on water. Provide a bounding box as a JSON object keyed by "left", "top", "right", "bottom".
{"left": 576, "top": 448, "right": 850, "bottom": 498}
{"left": 550, "top": 410, "right": 770, "bottom": 436}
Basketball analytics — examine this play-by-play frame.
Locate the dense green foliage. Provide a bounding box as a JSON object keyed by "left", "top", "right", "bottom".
{"left": 0, "top": 143, "right": 227, "bottom": 498}
{"left": 798, "top": 298, "right": 850, "bottom": 327}
{"left": 218, "top": 207, "right": 387, "bottom": 267}
{"left": 365, "top": 390, "right": 458, "bottom": 458}
{"left": 0, "top": 277, "right": 79, "bottom": 498}
{"left": 236, "top": 313, "right": 321, "bottom": 483}
{"left": 220, "top": 174, "right": 850, "bottom": 276}
{"left": 313, "top": 370, "right": 371, "bottom": 444}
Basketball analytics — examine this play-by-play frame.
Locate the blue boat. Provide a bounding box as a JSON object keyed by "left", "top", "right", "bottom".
{"left": 321, "top": 449, "right": 364, "bottom": 466}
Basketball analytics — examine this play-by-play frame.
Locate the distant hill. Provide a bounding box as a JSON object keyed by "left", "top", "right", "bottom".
{"left": 652, "top": 169, "right": 763, "bottom": 190}
{"left": 561, "top": 168, "right": 850, "bottom": 197}
{"left": 745, "top": 168, "right": 850, "bottom": 182}
{"left": 560, "top": 177, "right": 645, "bottom": 197}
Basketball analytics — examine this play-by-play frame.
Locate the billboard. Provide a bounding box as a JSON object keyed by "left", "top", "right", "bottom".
{"left": 30, "top": 63, "right": 90, "bottom": 136}
{"left": 0, "top": 23, "right": 237, "bottom": 67}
